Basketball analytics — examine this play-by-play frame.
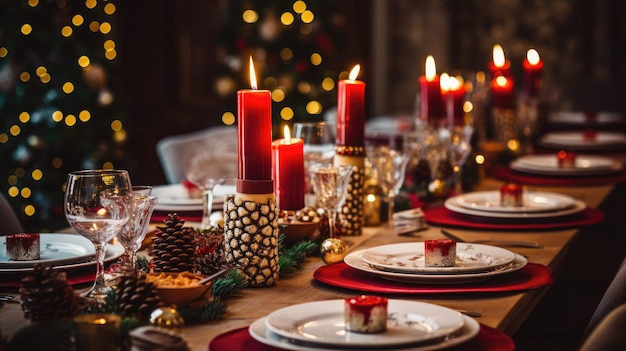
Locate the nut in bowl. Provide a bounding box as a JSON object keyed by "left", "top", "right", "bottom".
{"left": 145, "top": 272, "right": 212, "bottom": 306}
{"left": 278, "top": 206, "right": 321, "bottom": 244}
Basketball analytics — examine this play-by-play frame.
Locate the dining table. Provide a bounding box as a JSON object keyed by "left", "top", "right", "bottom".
{"left": 1, "top": 153, "right": 625, "bottom": 351}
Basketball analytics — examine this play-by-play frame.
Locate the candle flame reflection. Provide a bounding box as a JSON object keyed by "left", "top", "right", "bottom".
{"left": 440, "top": 72, "right": 450, "bottom": 91}
{"left": 493, "top": 44, "right": 505, "bottom": 67}
{"left": 495, "top": 75, "right": 509, "bottom": 87}
{"left": 527, "top": 49, "right": 540, "bottom": 65}
{"left": 249, "top": 56, "right": 258, "bottom": 90}
{"left": 283, "top": 125, "right": 291, "bottom": 141}
{"left": 348, "top": 64, "right": 360, "bottom": 80}
{"left": 425, "top": 55, "right": 436, "bottom": 81}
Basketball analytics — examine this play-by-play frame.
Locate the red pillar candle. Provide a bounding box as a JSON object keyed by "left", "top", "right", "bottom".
{"left": 337, "top": 65, "right": 365, "bottom": 148}
{"left": 522, "top": 48, "right": 544, "bottom": 98}
{"left": 491, "top": 74, "right": 516, "bottom": 109}
{"left": 442, "top": 75, "right": 466, "bottom": 127}
{"left": 488, "top": 44, "right": 511, "bottom": 78}
{"left": 419, "top": 55, "right": 444, "bottom": 122}
{"left": 272, "top": 126, "right": 305, "bottom": 211}
{"left": 237, "top": 57, "right": 274, "bottom": 194}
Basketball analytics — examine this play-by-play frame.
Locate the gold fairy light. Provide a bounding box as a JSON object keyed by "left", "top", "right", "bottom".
{"left": 104, "top": 3, "right": 116, "bottom": 15}
{"left": 32, "top": 169, "right": 43, "bottom": 181}
{"left": 281, "top": 12, "right": 294, "bottom": 25}
{"left": 0, "top": 133, "right": 8, "bottom": 143}
{"left": 113, "top": 130, "right": 126, "bottom": 142}
{"left": 24, "top": 205, "right": 35, "bottom": 216}
{"left": 104, "top": 40, "right": 115, "bottom": 50}
{"left": 8, "top": 187, "right": 19, "bottom": 197}
{"left": 52, "top": 111, "right": 63, "bottom": 122}
{"left": 310, "top": 53, "right": 322, "bottom": 66}
{"left": 40, "top": 73, "right": 51, "bottom": 83}
{"left": 111, "top": 119, "right": 122, "bottom": 131}
{"left": 28, "top": 0, "right": 39, "bottom": 7}
{"left": 280, "top": 107, "right": 294, "bottom": 120}
{"left": 99, "top": 22, "right": 111, "bottom": 34}
{"left": 21, "top": 188, "right": 32, "bottom": 198}
{"left": 85, "top": 0, "right": 97, "bottom": 10}
{"left": 0, "top": 47, "right": 8, "bottom": 57}
{"left": 10, "top": 125, "right": 21, "bottom": 136}
{"left": 280, "top": 48, "right": 293, "bottom": 61}
{"left": 322, "top": 77, "right": 335, "bottom": 91}
{"left": 297, "top": 81, "right": 311, "bottom": 94}
{"left": 62, "top": 82, "right": 74, "bottom": 94}
{"left": 89, "top": 21, "right": 100, "bottom": 32}
{"left": 8, "top": 175, "right": 17, "bottom": 185}
{"left": 271, "top": 89, "right": 285, "bottom": 102}
{"left": 105, "top": 49, "right": 117, "bottom": 60}
{"left": 52, "top": 157, "right": 63, "bottom": 168}
{"left": 306, "top": 100, "right": 322, "bottom": 114}
{"left": 20, "top": 72, "right": 30, "bottom": 82}
{"left": 221, "top": 112, "right": 235, "bottom": 125}
{"left": 21, "top": 24, "right": 33, "bottom": 35}
{"left": 19, "top": 112, "right": 30, "bottom": 123}
{"left": 35, "top": 66, "right": 47, "bottom": 77}
{"left": 242, "top": 10, "right": 258, "bottom": 23}
{"left": 61, "top": 26, "right": 73, "bottom": 37}
{"left": 103, "top": 162, "right": 114, "bottom": 169}
{"left": 79, "top": 110, "right": 91, "bottom": 122}
{"left": 65, "top": 114, "right": 77, "bottom": 126}
{"left": 301, "top": 10, "right": 314, "bottom": 23}
{"left": 72, "top": 15, "right": 84, "bottom": 26}
{"left": 293, "top": 1, "right": 306, "bottom": 13}
{"left": 78, "top": 56, "right": 90, "bottom": 67}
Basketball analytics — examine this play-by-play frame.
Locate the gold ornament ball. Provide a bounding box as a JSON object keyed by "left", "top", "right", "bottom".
{"left": 150, "top": 306, "right": 185, "bottom": 332}
{"left": 320, "top": 238, "right": 347, "bottom": 264}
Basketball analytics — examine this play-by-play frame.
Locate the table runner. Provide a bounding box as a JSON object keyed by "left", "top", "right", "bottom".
{"left": 313, "top": 263, "right": 553, "bottom": 295}
{"left": 423, "top": 206, "right": 604, "bottom": 230}
{"left": 491, "top": 166, "right": 626, "bottom": 187}
{"left": 208, "top": 323, "right": 515, "bottom": 351}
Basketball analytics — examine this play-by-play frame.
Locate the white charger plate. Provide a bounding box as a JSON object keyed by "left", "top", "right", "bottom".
{"left": 151, "top": 184, "right": 235, "bottom": 211}
{"left": 344, "top": 250, "right": 528, "bottom": 284}
{"left": 1, "top": 233, "right": 95, "bottom": 268}
{"left": 540, "top": 131, "right": 626, "bottom": 150}
{"left": 550, "top": 111, "right": 623, "bottom": 124}
{"left": 250, "top": 315, "right": 479, "bottom": 351}
{"left": 264, "top": 300, "right": 464, "bottom": 348}
{"left": 361, "top": 242, "right": 516, "bottom": 274}
{"left": 453, "top": 190, "right": 575, "bottom": 213}
{"left": 444, "top": 197, "right": 586, "bottom": 219}
{"left": 510, "top": 155, "right": 622, "bottom": 176}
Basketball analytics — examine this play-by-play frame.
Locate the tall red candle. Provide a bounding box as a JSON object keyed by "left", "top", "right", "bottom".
{"left": 491, "top": 74, "right": 515, "bottom": 109}
{"left": 336, "top": 65, "right": 365, "bottom": 148}
{"left": 522, "top": 48, "right": 543, "bottom": 98}
{"left": 272, "top": 126, "right": 305, "bottom": 211}
{"left": 441, "top": 74, "right": 466, "bottom": 127}
{"left": 237, "top": 57, "right": 273, "bottom": 194}
{"left": 419, "top": 55, "right": 443, "bottom": 121}
{"left": 488, "top": 44, "right": 511, "bottom": 78}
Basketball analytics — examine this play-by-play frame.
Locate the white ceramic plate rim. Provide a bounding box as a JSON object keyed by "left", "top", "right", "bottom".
{"left": 510, "top": 161, "right": 623, "bottom": 176}
{"left": 444, "top": 197, "right": 586, "bottom": 219}
{"left": 453, "top": 191, "right": 575, "bottom": 213}
{"left": 265, "top": 300, "right": 464, "bottom": 347}
{"left": 344, "top": 250, "right": 528, "bottom": 284}
{"left": 540, "top": 131, "right": 626, "bottom": 149}
{"left": 550, "top": 111, "right": 623, "bottom": 124}
{"left": 250, "top": 315, "right": 479, "bottom": 351}
{"left": 361, "top": 242, "right": 516, "bottom": 274}
{"left": 1, "top": 233, "right": 95, "bottom": 268}
{"left": 514, "top": 154, "right": 619, "bottom": 171}
{"left": 152, "top": 184, "right": 235, "bottom": 211}
{"left": 0, "top": 241, "right": 124, "bottom": 273}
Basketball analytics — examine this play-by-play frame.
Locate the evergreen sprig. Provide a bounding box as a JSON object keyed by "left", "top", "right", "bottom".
{"left": 278, "top": 235, "right": 318, "bottom": 278}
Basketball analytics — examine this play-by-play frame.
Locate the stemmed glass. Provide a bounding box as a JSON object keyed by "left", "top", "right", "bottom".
{"left": 447, "top": 126, "right": 472, "bottom": 195}
{"left": 64, "top": 169, "right": 133, "bottom": 300}
{"left": 116, "top": 186, "right": 157, "bottom": 273}
{"left": 186, "top": 169, "right": 232, "bottom": 230}
{"left": 309, "top": 164, "right": 353, "bottom": 240}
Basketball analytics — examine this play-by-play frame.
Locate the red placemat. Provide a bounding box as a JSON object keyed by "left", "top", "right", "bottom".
{"left": 0, "top": 269, "right": 95, "bottom": 288}
{"left": 208, "top": 323, "right": 515, "bottom": 351}
{"left": 423, "top": 206, "right": 604, "bottom": 230}
{"left": 313, "top": 262, "right": 553, "bottom": 295}
{"left": 491, "top": 166, "right": 626, "bottom": 187}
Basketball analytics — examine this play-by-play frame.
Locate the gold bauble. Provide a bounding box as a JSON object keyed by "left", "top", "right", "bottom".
{"left": 149, "top": 306, "right": 185, "bottom": 332}
{"left": 320, "top": 238, "right": 347, "bottom": 264}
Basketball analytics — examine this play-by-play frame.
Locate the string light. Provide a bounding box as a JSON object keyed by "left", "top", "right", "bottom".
{"left": 280, "top": 107, "right": 294, "bottom": 120}
{"left": 221, "top": 112, "right": 235, "bottom": 125}
{"left": 242, "top": 10, "right": 258, "bottom": 23}
{"left": 281, "top": 12, "right": 294, "bottom": 25}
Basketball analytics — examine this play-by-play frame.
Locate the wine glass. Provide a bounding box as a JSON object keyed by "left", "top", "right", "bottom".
{"left": 293, "top": 122, "right": 336, "bottom": 207}
{"left": 309, "top": 164, "right": 353, "bottom": 240}
{"left": 65, "top": 169, "right": 133, "bottom": 300}
{"left": 116, "top": 186, "right": 157, "bottom": 273}
{"left": 447, "top": 126, "right": 472, "bottom": 195}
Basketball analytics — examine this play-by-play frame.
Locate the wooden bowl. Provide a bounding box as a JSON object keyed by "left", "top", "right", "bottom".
{"left": 279, "top": 220, "right": 320, "bottom": 244}
{"left": 146, "top": 272, "right": 212, "bottom": 306}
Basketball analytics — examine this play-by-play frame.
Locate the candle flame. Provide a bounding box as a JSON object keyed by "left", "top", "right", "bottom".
{"left": 425, "top": 55, "right": 436, "bottom": 81}
{"left": 527, "top": 49, "right": 540, "bottom": 65}
{"left": 283, "top": 125, "right": 291, "bottom": 140}
{"left": 439, "top": 72, "right": 450, "bottom": 91}
{"left": 449, "top": 76, "right": 463, "bottom": 90}
{"left": 493, "top": 44, "right": 505, "bottom": 68}
{"left": 463, "top": 101, "right": 473, "bottom": 113}
{"left": 249, "top": 56, "right": 258, "bottom": 90}
{"left": 495, "top": 75, "right": 508, "bottom": 87}
{"left": 348, "top": 64, "right": 360, "bottom": 80}
{"left": 93, "top": 318, "right": 107, "bottom": 325}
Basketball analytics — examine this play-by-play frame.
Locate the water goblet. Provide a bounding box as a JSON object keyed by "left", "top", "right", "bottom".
{"left": 186, "top": 172, "right": 229, "bottom": 230}
{"left": 64, "top": 169, "right": 133, "bottom": 301}
{"left": 116, "top": 186, "right": 157, "bottom": 273}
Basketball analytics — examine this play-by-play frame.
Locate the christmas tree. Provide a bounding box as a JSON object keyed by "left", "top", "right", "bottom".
{"left": 213, "top": 0, "right": 348, "bottom": 136}
{"left": 0, "top": 0, "right": 128, "bottom": 231}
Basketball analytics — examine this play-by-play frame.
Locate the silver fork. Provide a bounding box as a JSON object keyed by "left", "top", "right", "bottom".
{"left": 441, "top": 229, "right": 544, "bottom": 249}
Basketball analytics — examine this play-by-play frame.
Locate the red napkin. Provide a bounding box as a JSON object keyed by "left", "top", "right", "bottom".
{"left": 313, "top": 262, "right": 553, "bottom": 295}
{"left": 423, "top": 206, "right": 604, "bottom": 230}
{"left": 491, "top": 166, "right": 626, "bottom": 187}
{"left": 208, "top": 323, "right": 515, "bottom": 351}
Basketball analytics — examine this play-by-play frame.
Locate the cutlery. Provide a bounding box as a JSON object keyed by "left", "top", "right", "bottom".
{"left": 441, "top": 229, "right": 544, "bottom": 249}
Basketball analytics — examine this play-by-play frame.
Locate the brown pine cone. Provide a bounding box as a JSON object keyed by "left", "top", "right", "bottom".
{"left": 115, "top": 272, "right": 163, "bottom": 320}
{"left": 152, "top": 213, "right": 197, "bottom": 272}
{"left": 194, "top": 226, "right": 226, "bottom": 275}
{"left": 19, "top": 264, "right": 83, "bottom": 323}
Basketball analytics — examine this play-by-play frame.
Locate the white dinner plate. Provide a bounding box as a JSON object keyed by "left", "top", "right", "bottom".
{"left": 264, "top": 299, "right": 464, "bottom": 348}
{"left": 453, "top": 190, "right": 576, "bottom": 213}
{"left": 0, "top": 240, "right": 124, "bottom": 273}
{"left": 510, "top": 154, "right": 623, "bottom": 176}
{"left": 444, "top": 197, "right": 586, "bottom": 219}
{"left": 549, "top": 111, "right": 623, "bottom": 125}
{"left": 1, "top": 233, "right": 95, "bottom": 268}
{"left": 250, "top": 315, "right": 479, "bottom": 351}
{"left": 361, "top": 242, "right": 516, "bottom": 274}
{"left": 540, "top": 131, "right": 626, "bottom": 150}
{"left": 344, "top": 250, "right": 528, "bottom": 284}
{"left": 151, "top": 184, "right": 236, "bottom": 211}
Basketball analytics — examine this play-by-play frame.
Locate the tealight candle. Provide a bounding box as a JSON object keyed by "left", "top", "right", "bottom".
{"left": 488, "top": 44, "right": 511, "bottom": 78}
{"left": 74, "top": 313, "right": 121, "bottom": 351}
{"left": 272, "top": 126, "right": 305, "bottom": 211}
{"left": 557, "top": 150, "right": 577, "bottom": 168}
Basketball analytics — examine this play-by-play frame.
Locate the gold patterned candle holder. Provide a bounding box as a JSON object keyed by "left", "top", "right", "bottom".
{"left": 491, "top": 107, "right": 518, "bottom": 143}
{"left": 223, "top": 193, "right": 279, "bottom": 287}
{"left": 334, "top": 145, "right": 365, "bottom": 236}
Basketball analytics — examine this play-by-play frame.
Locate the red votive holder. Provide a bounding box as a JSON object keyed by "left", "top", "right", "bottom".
{"left": 424, "top": 239, "right": 456, "bottom": 267}
{"left": 557, "top": 150, "right": 577, "bottom": 168}
{"left": 6, "top": 233, "right": 40, "bottom": 261}
{"left": 500, "top": 183, "right": 524, "bottom": 207}
{"left": 344, "top": 295, "right": 388, "bottom": 333}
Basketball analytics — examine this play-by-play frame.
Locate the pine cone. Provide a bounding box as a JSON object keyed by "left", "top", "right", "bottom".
{"left": 115, "top": 272, "right": 163, "bottom": 320}
{"left": 152, "top": 213, "right": 197, "bottom": 272}
{"left": 19, "top": 265, "right": 83, "bottom": 323}
{"left": 195, "top": 226, "right": 227, "bottom": 275}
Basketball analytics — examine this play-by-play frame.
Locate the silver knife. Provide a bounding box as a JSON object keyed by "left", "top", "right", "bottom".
{"left": 440, "top": 229, "right": 544, "bottom": 249}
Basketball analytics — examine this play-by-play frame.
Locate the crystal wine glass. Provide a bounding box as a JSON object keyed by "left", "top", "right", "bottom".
{"left": 116, "top": 186, "right": 157, "bottom": 273}
{"left": 309, "top": 164, "right": 353, "bottom": 240}
{"left": 65, "top": 169, "right": 133, "bottom": 300}
{"left": 447, "top": 126, "right": 472, "bottom": 195}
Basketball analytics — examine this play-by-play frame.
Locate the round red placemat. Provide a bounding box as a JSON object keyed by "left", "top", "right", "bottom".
{"left": 208, "top": 323, "right": 515, "bottom": 351}
{"left": 491, "top": 166, "right": 626, "bottom": 187}
{"left": 313, "top": 262, "right": 553, "bottom": 295}
{"left": 423, "top": 206, "right": 603, "bottom": 230}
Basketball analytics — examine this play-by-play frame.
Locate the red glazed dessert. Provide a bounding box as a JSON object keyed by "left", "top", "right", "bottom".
{"left": 344, "top": 295, "right": 388, "bottom": 333}
{"left": 557, "top": 150, "right": 577, "bottom": 168}
{"left": 6, "top": 233, "right": 40, "bottom": 261}
{"left": 181, "top": 179, "right": 202, "bottom": 199}
{"left": 500, "top": 183, "right": 523, "bottom": 207}
{"left": 424, "top": 239, "right": 456, "bottom": 267}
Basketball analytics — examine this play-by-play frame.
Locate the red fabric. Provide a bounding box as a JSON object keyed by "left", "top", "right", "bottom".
{"left": 491, "top": 166, "right": 626, "bottom": 187}
{"left": 208, "top": 323, "right": 515, "bottom": 351}
{"left": 423, "top": 206, "right": 604, "bottom": 230}
{"left": 0, "top": 269, "right": 95, "bottom": 288}
{"left": 313, "top": 262, "right": 553, "bottom": 295}
{"left": 151, "top": 212, "right": 202, "bottom": 223}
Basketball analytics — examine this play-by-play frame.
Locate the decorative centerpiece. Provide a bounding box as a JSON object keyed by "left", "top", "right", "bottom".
{"left": 557, "top": 150, "right": 576, "bottom": 168}
{"left": 424, "top": 239, "right": 456, "bottom": 267}
{"left": 344, "top": 295, "right": 388, "bottom": 333}
{"left": 6, "top": 233, "right": 39, "bottom": 261}
{"left": 500, "top": 183, "right": 523, "bottom": 207}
